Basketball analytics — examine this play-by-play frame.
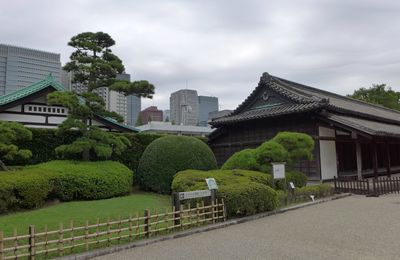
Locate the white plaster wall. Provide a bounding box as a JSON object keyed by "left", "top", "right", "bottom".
{"left": 320, "top": 140, "right": 338, "bottom": 180}
{"left": 0, "top": 113, "right": 45, "bottom": 123}
{"left": 48, "top": 116, "right": 66, "bottom": 124}
{"left": 319, "top": 126, "right": 337, "bottom": 180}
{"left": 5, "top": 105, "right": 21, "bottom": 112}
{"left": 319, "top": 126, "right": 335, "bottom": 137}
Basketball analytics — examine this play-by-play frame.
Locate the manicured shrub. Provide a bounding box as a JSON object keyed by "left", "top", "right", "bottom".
{"left": 294, "top": 184, "right": 333, "bottom": 198}
{"left": 138, "top": 136, "right": 217, "bottom": 193}
{"left": 271, "top": 132, "right": 315, "bottom": 165}
{"left": 172, "top": 169, "right": 278, "bottom": 217}
{"left": 286, "top": 170, "right": 307, "bottom": 188}
{"left": 30, "top": 160, "right": 133, "bottom": 200}
{"left": 221, "top": 149, "right": 262, "bottom": 171}
{"left": 0, "top": 160, "right": 133, "bottom": 213}
{"left": 255, "top": 140, "right": 288, "bottom": 165}
{"left": 220, "top": 183, "right": 278, "bottom": 217}
{"left": 172, "top": 169, "right": 273, "bottom": 191}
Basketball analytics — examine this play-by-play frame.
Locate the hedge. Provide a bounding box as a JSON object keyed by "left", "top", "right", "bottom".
{"left": 0, "top": 160, "right": 133, "bottom": 213}
{"left": 275, "top": 170, "right": 308, "bottom": 189}
{"left": 294, "top": 183, "right": 333, "bottom": 198}
{"left": 172, "top": 169, "right": 278, "bottom": 217}
{"left": 138, "top": 136, "right": 217, "bottom": 194}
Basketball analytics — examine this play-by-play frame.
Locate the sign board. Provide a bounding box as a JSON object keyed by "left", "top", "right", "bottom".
{"left": 178, "top": 190, "right": 211, "bottom": 200}
{"left": 205, "top": 178, "right": 218, "bottom": 190}
{"left": 289, "top": 182, "right": 295, "bottom": 189}
{"left": 271, "top": 162, "right": 286, "bottom": 179}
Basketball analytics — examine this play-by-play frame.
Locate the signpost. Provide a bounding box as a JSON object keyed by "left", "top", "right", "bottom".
{"left": 172, "top": 178, "right": 219, "bottom": 225}
{"left": 271, "top": 162, "right": 286, "bottom": 189}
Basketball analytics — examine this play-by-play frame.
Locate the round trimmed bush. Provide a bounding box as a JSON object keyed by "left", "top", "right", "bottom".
{"left": 137, "top": 135, "right": 217, "bottom": 194}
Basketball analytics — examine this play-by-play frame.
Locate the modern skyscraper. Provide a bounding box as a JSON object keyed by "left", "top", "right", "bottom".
{"left": 170, "top": 89, "right": 199, "bottom": 126}
{"left": 61, "top": 71, "right": 141, "bottom": 124}
{"left": 0, "top": 44, "right": 61, "bottom": 96}
{"left": 198, "top": 96, "right": 218, "bottom": 126}
{"left": 163, "top": 109, "right": 170, "bottom": 122}
{"left": 116, "top": 74, "right": 141, "bottom": 126}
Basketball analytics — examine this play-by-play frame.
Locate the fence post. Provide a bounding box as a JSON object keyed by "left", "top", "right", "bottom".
{"left": 29, "top": 225, "right": 35, "bottom": 260}
{"left": 222, "top": 198, "right": 227, "bottom": 222}
{"left": 333, "top": 176, "right": 337, "bottom": 193}
{"left": 172, "top": 193, "right": 181, "bottom": 226}
{"left": 144, "top": 209, "right": 150, "bottom": 238}
{"left": 0, "top": 231, "right": 3, "bottom": 260}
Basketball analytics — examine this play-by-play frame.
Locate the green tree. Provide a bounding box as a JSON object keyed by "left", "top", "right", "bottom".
{"left": 348, "top": 84, "right": 400, "bottom": 110}
{"left": 0, "top": 121, "right": 32, "bottom": 171}
{"left": 48, "top": 31, "right": 155, "bottom": 160}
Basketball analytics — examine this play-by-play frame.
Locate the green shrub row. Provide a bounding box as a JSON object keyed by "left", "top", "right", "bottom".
{"left": 172, "top": 169, "right": 278, "bottom": 217}
{"left": 0, "top": 160, "right": 133, "bottom": 213}
{"left": 275, "top": 170, "right": 308, "bottom": 189}
{"left": 293, "top": 183, "right": 333, "bottom": 198}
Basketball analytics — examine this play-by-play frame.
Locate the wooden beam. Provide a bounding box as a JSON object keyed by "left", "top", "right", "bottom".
{"left": 356, "top": 141, "right": 363, "bottom": 180}
{"left": 373, "top": 142, "right": 378, "bottom": 179}
{"left": 386, "top": 142, "right": 391, "bottom": 178}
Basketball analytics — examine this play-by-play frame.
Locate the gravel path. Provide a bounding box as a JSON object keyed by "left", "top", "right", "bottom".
{"left": 94, "top": 195, "right": 400, "bottom": 260}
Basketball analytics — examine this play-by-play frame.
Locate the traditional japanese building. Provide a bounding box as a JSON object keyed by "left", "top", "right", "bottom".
{"left": 0, "top": 75, "right": 137, "bottom": 132}
{"left": 209, "top": 72, "right": 400, "bottom": 181}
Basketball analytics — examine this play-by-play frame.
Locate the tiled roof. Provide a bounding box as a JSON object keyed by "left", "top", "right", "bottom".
{"left": 326, "top": 113, "right": 400, "bottom": 138}
{"left": 211, "top": 103, "right": 324, "bottom": 126}
{"left": 94, "top": 115, "right": 139, "bottom": 132}
{"left": 211, "top": 72, "right": 400, "bottom": 127}
{"left": 0, "top": 74, "right": 64, "bottom": 106}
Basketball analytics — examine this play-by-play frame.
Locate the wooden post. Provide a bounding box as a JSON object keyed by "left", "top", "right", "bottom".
{"left": 85, "top": 220, "right": 89, "bottom": 251}
{"left": 59, "top": 223, "right": 64, "bottom": 256}
{"left": 0, "top": 231, "right": 3, "bottom": 260}
{"left": 211, "top": 200, "right": 215, "bottom": 224}
{"left": 29, "top": 225, "right": 35, "bottom": 260}
{"left": 144, "top": 209, "right": 150, "bottom": 238}
{"left": 356, "top": 142, "right": 363, "bottom": 180}
{"left": 386, "top": 142, "right": 391, "bottom": 178}
{"left": 172, "top": 193, "right": 181, "bottom": 226}
{"left": 222, "top": 198, "right": 227, "bottom": 221}
{"left": 373, "top": 142, "right": 378, "bottom": 179}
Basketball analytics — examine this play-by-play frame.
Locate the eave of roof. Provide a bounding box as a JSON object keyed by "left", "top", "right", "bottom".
{"left": 211, "top": 102, "right": 325, "bottom": 126}
{"left": 211, "top": 72, "right": 400, "bottom": 127}
{"left": 93, "top": 115, "right": 139, "bottom": 132}
{"left": 0, "top": 74, "right": 64, "bottom": 106}
{"left": 323, "top": 113, "right": 400, "bottom": 138}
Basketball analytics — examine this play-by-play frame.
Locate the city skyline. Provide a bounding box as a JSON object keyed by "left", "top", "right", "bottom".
{"left": 1, "top": 1, "right": 400, "bottom": 110}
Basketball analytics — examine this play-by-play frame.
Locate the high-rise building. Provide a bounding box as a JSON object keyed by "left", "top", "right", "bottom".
{"left": 0, "top": 44, "right": 61, "bottom": 96}
{"left": 163, "top": 109, "right": 170, "bottom": 122}
{"left": 198, "top": 96, "right": 218, "bottom": 126}
{"left": 170, "top": 89, "right": 199, "bottom": 126}
{"left": 61, "top": 71, "right": 141, "bottom": 124}
{"left": 115, "top": 74, "right": 141, "bottom": 126}
{"left": 138, "top": 106, "right": 163, "bottom": 125}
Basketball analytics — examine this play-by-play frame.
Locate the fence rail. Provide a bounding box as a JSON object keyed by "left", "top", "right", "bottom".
{"left": 334, "top": 176, "right": 400, "bottom": 196}
{"left": 0, "top": 200, "right": 225, "bottom": 260}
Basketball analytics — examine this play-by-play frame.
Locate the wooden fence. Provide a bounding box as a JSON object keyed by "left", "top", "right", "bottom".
{"left": 334, "top": 177, "right": 370, "bottom": 195}
{"left": 373, "top": 177, "right": 400, "bottom": 195}
{"left": 334, "top": 176, "right": 400, "bottom": 196}
{"left": 0, "top": 200, "right": 225, "bottom": 260}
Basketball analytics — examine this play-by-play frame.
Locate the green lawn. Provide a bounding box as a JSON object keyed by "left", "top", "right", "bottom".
{"left": 0, "top": 193, "right": 170, "bottom": 236}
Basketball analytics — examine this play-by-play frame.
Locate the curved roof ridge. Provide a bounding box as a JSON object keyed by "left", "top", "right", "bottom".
{"left": 273, "top": 75, "right": 400, "bottom": 116}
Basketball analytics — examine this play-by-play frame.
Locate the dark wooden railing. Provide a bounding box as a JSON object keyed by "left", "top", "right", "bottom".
{"left": 334, "top": 176, "right": 400, "bottom": 196}
{"left": 334, "top": 177, "right": 370, "bottom": 195}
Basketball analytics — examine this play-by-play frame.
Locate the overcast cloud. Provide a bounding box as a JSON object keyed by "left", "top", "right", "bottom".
{"left": 1, "top": 0, "right": 400, "bottom": 110}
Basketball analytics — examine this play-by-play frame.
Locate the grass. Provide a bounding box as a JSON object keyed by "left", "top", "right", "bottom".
{"left": 0, "top": 193, "right": 170, "bottom": 236}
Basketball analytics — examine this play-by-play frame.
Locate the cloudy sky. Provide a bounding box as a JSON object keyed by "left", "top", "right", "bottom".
{"left": 2, "top": 0, "right": 400, "bottom": 110}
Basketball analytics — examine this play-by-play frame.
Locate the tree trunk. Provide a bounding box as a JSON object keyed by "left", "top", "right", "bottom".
{"left": 0, "top": 159, "right": 8, "bottom": 171}
{"left": 82, "top": 149, "right": 90, "bottom": 161}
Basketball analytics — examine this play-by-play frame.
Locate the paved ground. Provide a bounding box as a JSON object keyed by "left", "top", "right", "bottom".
{"left": 94, "top": 195, "right": 400, "bottom": 260}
